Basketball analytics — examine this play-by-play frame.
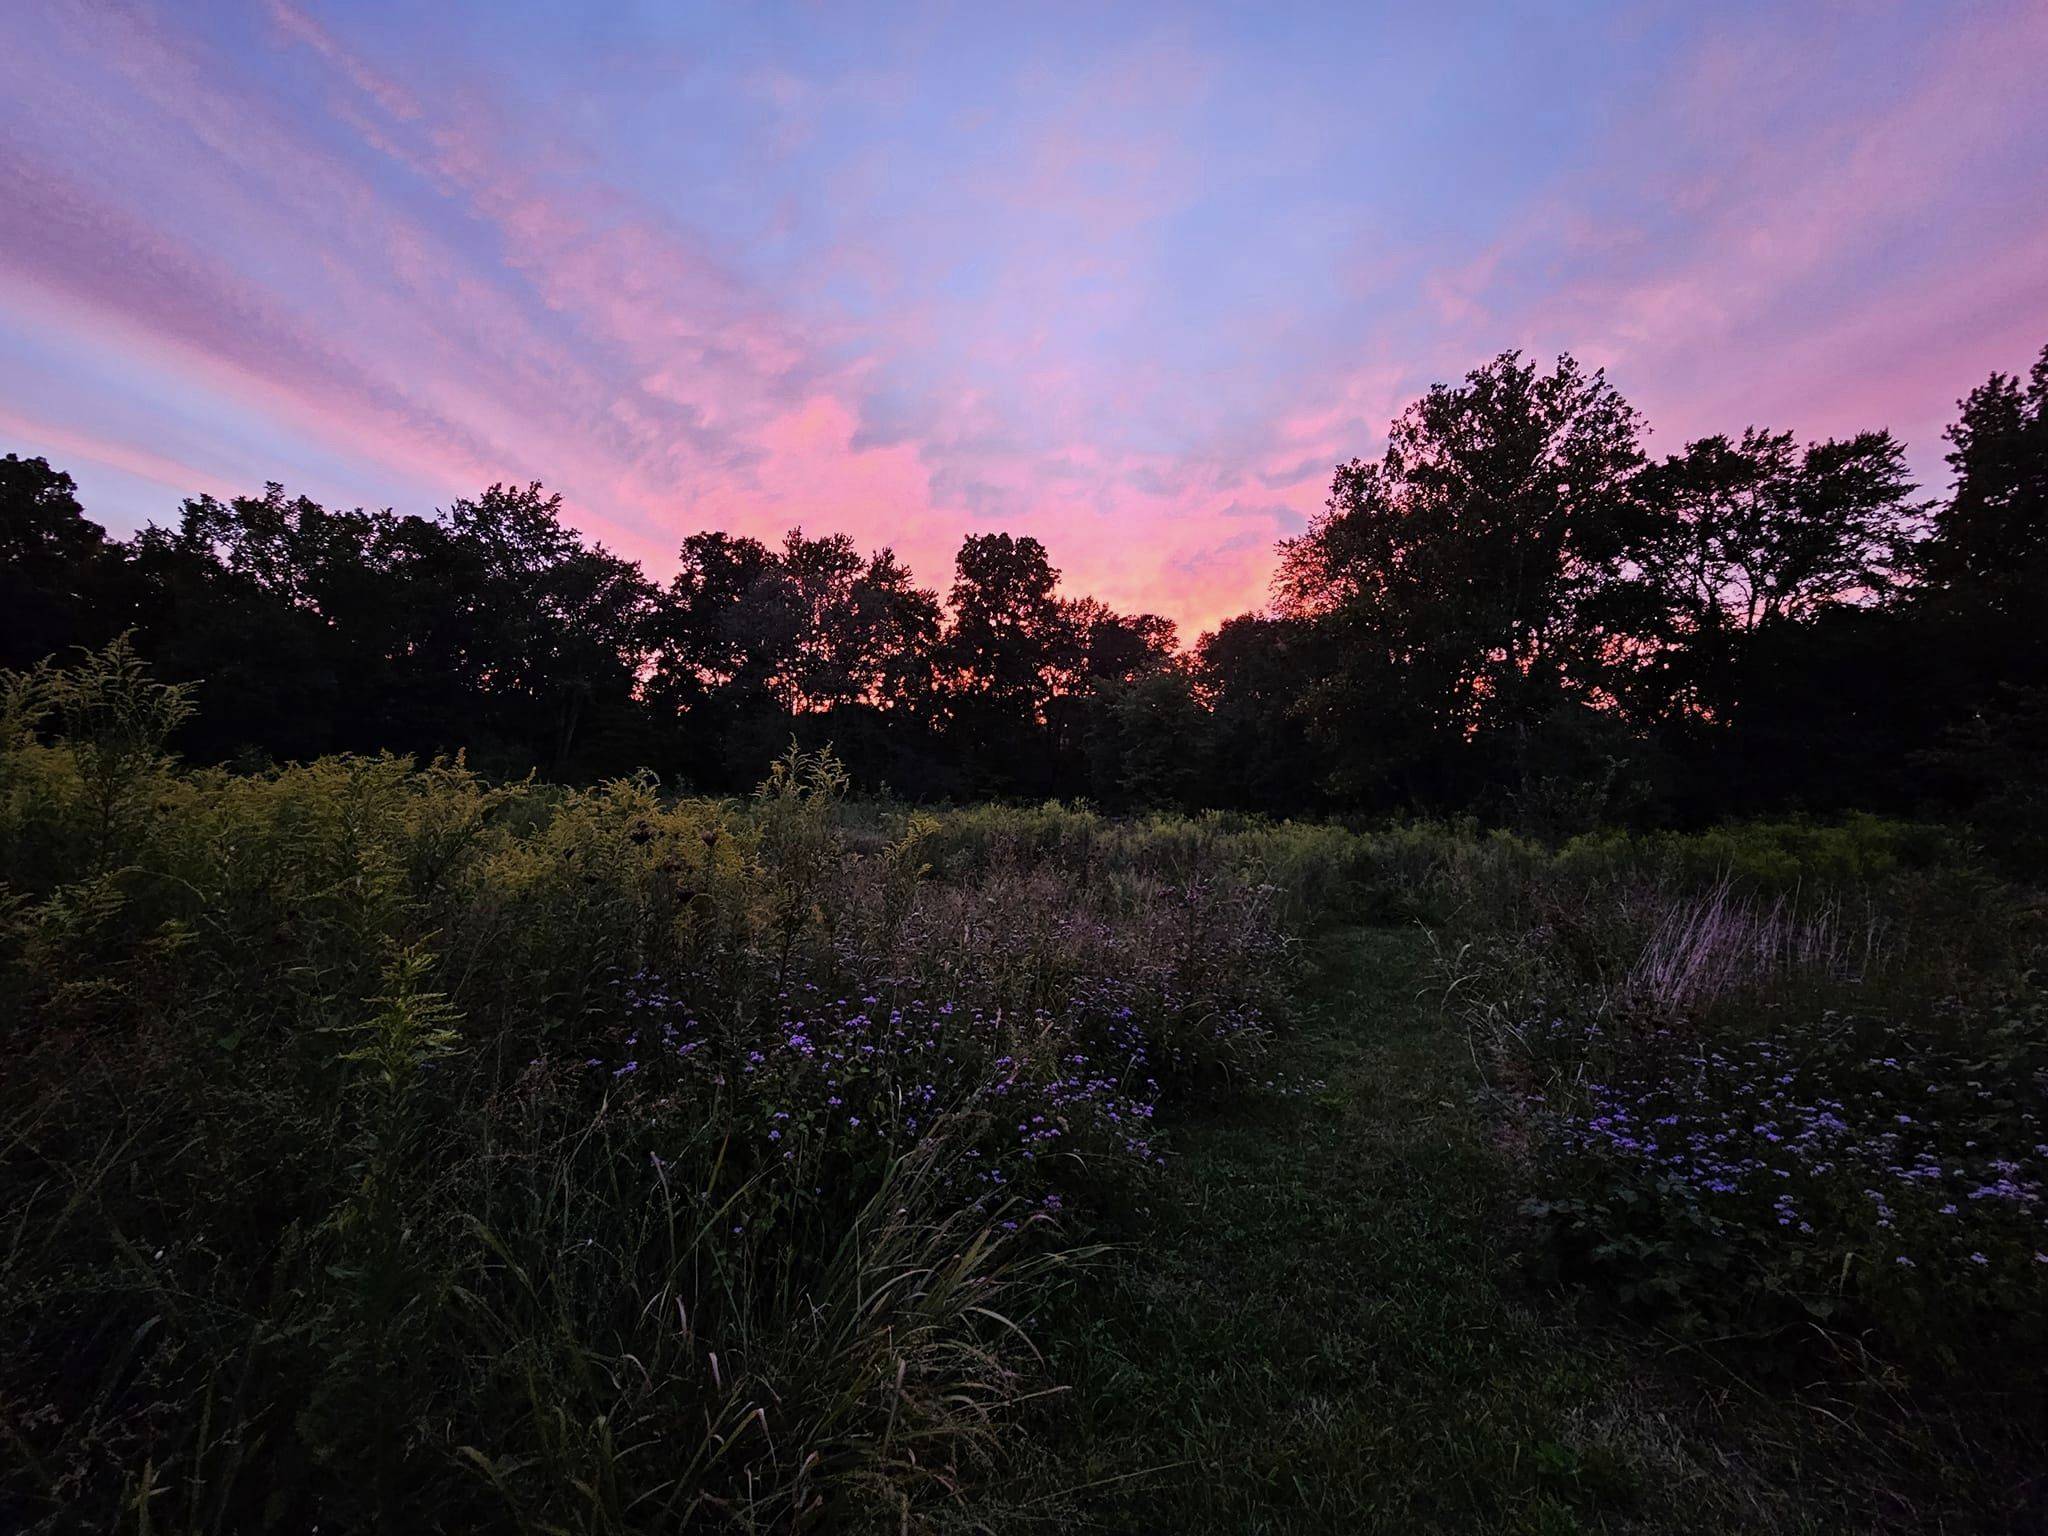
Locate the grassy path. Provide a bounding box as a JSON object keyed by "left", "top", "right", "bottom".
{"left": 1003, "top": 927, "right": 1791, "bottom": 1535}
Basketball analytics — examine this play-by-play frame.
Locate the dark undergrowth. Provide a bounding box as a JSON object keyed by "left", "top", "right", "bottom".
{"left": 4, "top": 644, "right": 2043, "bottom": 1532}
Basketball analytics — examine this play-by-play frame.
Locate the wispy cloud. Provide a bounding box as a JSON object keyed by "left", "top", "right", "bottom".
{"left": 1, "top": 0, "right": 2043, "bottom": 635}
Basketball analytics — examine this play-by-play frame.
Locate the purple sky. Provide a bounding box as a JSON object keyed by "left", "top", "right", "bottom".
{"left": 3, "top": 1, "right": 2044, "bottom": 636}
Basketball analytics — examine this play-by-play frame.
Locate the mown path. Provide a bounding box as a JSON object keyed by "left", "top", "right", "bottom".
{"left": 1002, "top": 927, "right": 1857, "bottom": 1535}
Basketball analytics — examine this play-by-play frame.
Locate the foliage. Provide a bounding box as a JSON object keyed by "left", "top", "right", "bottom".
{"left": 5, "top": 335, "right": 2047, "bottom": 857}
{"left": 1275, "top": 351, "right": 1650, "bottom": 762}
{"left": 0, "top": 648, "right": 1289, "bottom": 1533}
{"left": 1433, "top": 834, "right": 2048, "bottom": 1416}
{"left": 6, "top": 644, "right": 2046, "bottom": 1529}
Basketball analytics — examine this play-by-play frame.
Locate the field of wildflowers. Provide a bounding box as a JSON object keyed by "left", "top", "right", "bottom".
{"left": 5, "top": 643, "right": 2045, "bottom": 1531}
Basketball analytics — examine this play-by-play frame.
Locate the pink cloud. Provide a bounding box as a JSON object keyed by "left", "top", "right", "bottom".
{"left": 5, "top": 0, "right": 2043, "bottom": 648}
{"left": 0, "top": 147, "right": 524, "bottom": 503}
{"left": 239, "top": 7, "right": 1321, "bottom": 631}
{"left": 0, "top": 405, "right": 237, "bottom": 504}
{"left": 1515, "top": 3, "right": 2048, "bottom": 449}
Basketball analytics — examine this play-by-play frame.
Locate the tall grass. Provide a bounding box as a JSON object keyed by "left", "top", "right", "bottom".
{"left": 0, "top": 644, "right": 1278, "bottom": 1532}
{"left": 1622, "top": 882, "right": 1886, "bottom": 1013}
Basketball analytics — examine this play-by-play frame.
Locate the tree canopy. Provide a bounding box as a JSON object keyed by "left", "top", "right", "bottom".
{"left": 5, "top": 337, "right": 2044, "bottom": 853}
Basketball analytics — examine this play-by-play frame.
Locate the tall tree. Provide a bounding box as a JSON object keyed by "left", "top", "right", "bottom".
{"left": 1624, "top": 426, "right": 1919, "bottom": 723}
{"left": 844, "top": 548, "right": 945, "bottom": 714}
{"left": 1276, "top": 351, "right": 1648, "bottom": 803}
{"left": 774, "top": 529, "right": 869, "bottom": 714}
{"left": 120, "top": 486, "right": 399, "bottom": 762}
{"left": 649, "top": 532, "right": 782, "bottom": 707}
{"left": 0, "top": 454, "right": 111, "bottom": 670}
{"left": 940, "top": 534, "right": 1072, "bottom": 712}
{"left": 1088, "top": 665, "right": 1211, "bottom": 809}
{"left": 938, "top": 533, "right": 1078, "bottom": 791}
{"left": 1918, "top": 342, "right": 2048, "bottom": 613}
{"left": 1195, "top": 615, "right": 1325, "bottom": 811}
{"left": 1904, "top": 341, "right": 2048, "bottom": 863}
{"left": 644, "top": 530, "right": 951, "bottom": 789}
{"left": 1059, "top": 599, "right": 1178, "bottom": 688}
{"left": 441, "top": 483, "right": 655, "bottom": 775}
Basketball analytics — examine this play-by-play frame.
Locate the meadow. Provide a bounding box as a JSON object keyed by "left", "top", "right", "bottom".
{"left": 3, "top": 645, "right": 2044, "bottom": 1532}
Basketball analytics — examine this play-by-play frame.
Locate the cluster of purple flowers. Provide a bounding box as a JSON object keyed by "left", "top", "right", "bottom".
{"left": 1541, "top": 1017, "right": 2048, "bottom": 1276}
{"left": 601, "top": 966, "right": 1173, "bottom": 1190}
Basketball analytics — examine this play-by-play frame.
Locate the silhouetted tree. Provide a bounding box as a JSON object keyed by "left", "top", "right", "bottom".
{"left": 1625, "top": 426, "right": 1920, "bottom": 726}
{"left": 1, "top": 455, "right": 112, "bottom": 670}
{"left": 1087, "top": 665, "right": 1211, "bottom": 809}
{"left": 846, "top": 548, "right": 945, "bottom": 714}
{"left": 1276, "top": 351, "right": 1648, "bottom": 808}
{"left": 437, "top": 483, "right": 654, "bottom": 775}
{"left": 9, "top": 333, "right": 2048, "bottom": 854}
{"left": 119, "top": 486, "right": 387, "bottom": 762}
{"left": 938, "top": 533, "right": 1076, "bottom": 793}
{"left": 1193, "top": 616, "right": 1325, "bottom": 812}
{"left": 1059, "top": 599, "right": 1177, "bottom": 687}
{"left": 1918, "top": 343, "right": 2048, "bottom": 613}
{"left": 1903, "top": 342, "right": 2048, "bottom": 864}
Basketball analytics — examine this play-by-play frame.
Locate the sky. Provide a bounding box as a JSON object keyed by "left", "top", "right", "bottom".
{"left": 2, "top": 1, "right": 2045, "bottom": 638}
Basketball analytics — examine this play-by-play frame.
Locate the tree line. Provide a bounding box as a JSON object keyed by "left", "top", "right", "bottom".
{"left": 4, "top": 340, "right": 2044, "bottom": 850}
